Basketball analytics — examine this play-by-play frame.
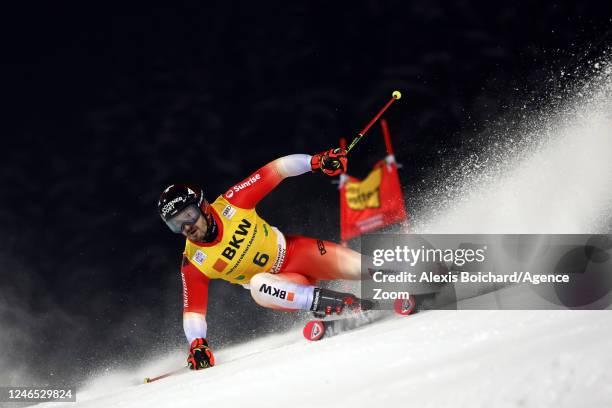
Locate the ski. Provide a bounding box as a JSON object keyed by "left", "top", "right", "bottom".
{"left": 303, "top": 310, "right": 383, "bottom": 341}
{"left": 303, "top": 296, "right": 417, "bottom": 341}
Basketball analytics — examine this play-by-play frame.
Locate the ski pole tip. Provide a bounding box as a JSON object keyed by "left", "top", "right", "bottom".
{"left": 392, "top": 90, "right": 402, "bottom": 100}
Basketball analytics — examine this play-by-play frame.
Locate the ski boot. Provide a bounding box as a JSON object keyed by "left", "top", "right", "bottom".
{"left": 310, "top": 288, "right": 375, "bottom": 318}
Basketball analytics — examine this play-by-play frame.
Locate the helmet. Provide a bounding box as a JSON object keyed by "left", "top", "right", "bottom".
{"left": 158, "top": 184, "right": 209, "bottom": 234}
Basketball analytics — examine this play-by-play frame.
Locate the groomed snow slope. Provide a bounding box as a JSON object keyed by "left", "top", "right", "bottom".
{"left": 46, "top": 308, "right": 612, "bottom": 408}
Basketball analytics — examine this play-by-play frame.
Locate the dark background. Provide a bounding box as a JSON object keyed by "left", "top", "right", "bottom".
{"left": 1, "top": 1, "right": 611, "bottom": 387}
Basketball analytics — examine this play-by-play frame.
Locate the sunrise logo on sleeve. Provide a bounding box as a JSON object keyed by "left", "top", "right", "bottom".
{"left": 224, "top": 174, "right": 261, "bottom": 199}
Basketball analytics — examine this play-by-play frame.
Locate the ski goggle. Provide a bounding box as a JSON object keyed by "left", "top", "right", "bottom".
{"left": 163, "top": 204, "right": 202, "bottom": 234}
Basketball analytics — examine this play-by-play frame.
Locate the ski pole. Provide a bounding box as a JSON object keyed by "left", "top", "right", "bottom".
{"left": 144, "top": 366, "right": 187, "bottom": 383}
{"left": 346, "top": 90, "right": 402, "bottom": 153}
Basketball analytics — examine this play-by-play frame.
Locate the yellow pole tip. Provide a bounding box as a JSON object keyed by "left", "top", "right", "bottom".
{"left": 392, "top": 91, "right": 402, "bottom": 100}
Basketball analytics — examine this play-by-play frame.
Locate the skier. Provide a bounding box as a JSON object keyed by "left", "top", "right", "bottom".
{"left": 158, "top": 148, "right": 372, "bottom": 370}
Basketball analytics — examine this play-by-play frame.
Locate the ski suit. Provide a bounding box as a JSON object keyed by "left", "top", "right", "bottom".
{"left": 181, "top": 154, "right": 361, "bottom": 343}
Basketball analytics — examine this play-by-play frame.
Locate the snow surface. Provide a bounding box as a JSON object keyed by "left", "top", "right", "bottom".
{"left": 36, "top": 58, "right": 612, "bottom": 408}
{"left": 41, "top": 308, "right": 612, "bottom": 408}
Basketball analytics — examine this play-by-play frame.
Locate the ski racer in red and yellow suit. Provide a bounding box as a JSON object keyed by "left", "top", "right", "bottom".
{"left": 159, "top": 149, "right": 363, "bottom": 369}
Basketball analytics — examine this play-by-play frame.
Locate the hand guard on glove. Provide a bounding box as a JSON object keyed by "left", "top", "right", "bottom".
{"left": 187, "top": 338, "right": 215, "bottom": 370}
{"left": 310, "top": 148, "right": 348, "bottom": 176}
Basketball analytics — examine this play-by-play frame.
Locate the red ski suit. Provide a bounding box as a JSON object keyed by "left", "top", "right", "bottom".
{"left": 181, "top": 154, "right": 361, "bottom": 342}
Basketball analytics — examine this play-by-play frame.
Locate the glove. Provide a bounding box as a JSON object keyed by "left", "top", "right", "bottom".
{"left": 187, "top": 338, "right": 215, "bottom": 370}
{"left": 310, "top": 148, "right": 348, "bottom": 176}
